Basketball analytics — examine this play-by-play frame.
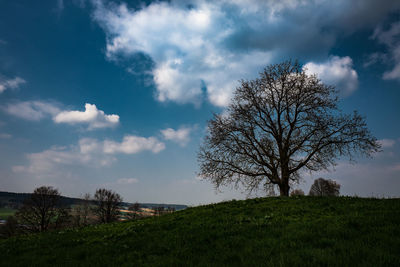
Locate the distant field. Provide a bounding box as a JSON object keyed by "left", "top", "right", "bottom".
{"left": 1, "top": 197, "right": 399, "bottom": 266}
{"left": 0, "top": 208, "right": 16, "bottom": 220}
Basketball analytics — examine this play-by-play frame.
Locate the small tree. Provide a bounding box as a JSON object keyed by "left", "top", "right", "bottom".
{"left": 81, "top": 193, "right": 92, "bottom": 225}
{"left": 167, "top": 207, "right": 176, "bottom": 213}
{"left": 153, "top": 206, "right": 165, "bottom": 216}
{"left": 198, "top": 60, "right": 380, "bottom": 196}
{"left": 15, "top": 186, "right": 67, "bottom": 232}
{"left": 290, "top": 189, "right": 305, "bottom": 196}
{"left": 0, "top": 216, "right": 18, "bottom": 238}
{"left": 93, "top": 189, "right": 122, "bottom": 223}
{"left": 73, "top": 193, "right": 92, "bottom": 227}
{"left": 309, "top": 178, "right": 340, "bottom": 196}
{"left": 127, "top": 202, "right": 141, "bottom": 220}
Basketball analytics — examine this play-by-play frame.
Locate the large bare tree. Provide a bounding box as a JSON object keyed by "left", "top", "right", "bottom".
{"left": 198, "top": 61, "right": 380, "bottom": 196}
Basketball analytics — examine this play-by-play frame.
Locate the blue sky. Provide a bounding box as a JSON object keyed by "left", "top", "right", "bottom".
{"left": 0, "top": 0, "right": 399, "bottom": 204}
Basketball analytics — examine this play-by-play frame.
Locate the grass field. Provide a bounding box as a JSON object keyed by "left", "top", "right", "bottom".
{"left": 0, "top": 196, "right": 399, "bottom": 266}
{"left": 0, "top": 208, "right": 16, "bottom": 220}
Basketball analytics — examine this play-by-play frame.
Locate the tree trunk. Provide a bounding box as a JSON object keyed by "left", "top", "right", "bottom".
{"left": 279, "top": 181, "right": 290, "bottom": 196}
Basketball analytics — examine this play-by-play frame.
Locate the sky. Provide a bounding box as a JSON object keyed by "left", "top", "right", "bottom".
{"left": 0, "top": 0, "right": 399, "bottom": 205}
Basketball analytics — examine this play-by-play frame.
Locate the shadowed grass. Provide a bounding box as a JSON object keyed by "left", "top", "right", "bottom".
{"left": 1, "top": 197, "right": 399, "bottom": 266}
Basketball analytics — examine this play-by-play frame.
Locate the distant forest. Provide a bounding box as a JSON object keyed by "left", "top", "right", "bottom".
{"left": 0, "top": 191, "right": 187, "bottom": 210}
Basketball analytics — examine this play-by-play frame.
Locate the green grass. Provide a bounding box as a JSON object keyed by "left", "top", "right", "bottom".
{"left": 0, "top": 208, "right": 16, "bottom": 220}
{"left": 1, "top": 197, "right": 399, "bottom": 266}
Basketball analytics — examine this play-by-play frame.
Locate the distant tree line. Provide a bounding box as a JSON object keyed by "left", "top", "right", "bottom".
{"left": 0, "top": 186, "right": 177, "bottom": 239}
{"left": 0, "top": 191, "right": 84, "bottom": 210}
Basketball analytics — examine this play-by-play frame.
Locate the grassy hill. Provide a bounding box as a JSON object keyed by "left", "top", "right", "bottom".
{"left": 1, "top": 196, "right": 399, "bottom": 266}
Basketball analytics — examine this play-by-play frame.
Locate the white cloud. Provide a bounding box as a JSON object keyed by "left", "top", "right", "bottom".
{"left": 79, "top": 137, "right": 101, "bottom": 154}
{"left": 371, "top": 22, "right": 400, "bottom": 80}
{"left": 2, "top": 100, "right": 60, "bottom": 121}
{"left": 13, "top": 134, "right": 164, "bottom": 178}
{"left": 3, "top": 101, "right": 119, "bottom": 130}
{"left": 303, "top": 56, "right": 358, "bottom": 96}
{"left": 104, "top": 135, "right": 165, "bottom": 154}
{"left": 0, "top": 133, "right": 11, "bottom": 139}
{"left": 117, "top": 178, "right": 139, "bottom": 184}
{"left": 92, "top": 0, "right": 275, "bottom": 107}
{"left": 54, "top": 103, "right": 119, "bottom": 129}
{"left": 79, "top": 135, "right": 165, "bottom": 156}
{"left": 378, "top": 138, "right": 396, "bottom": 148}
{"left": 160, "top": 126, "right": 192, "bottom": 146}
{"left": 0, "top": 76, "right": 26, "bottom": 93}
{"left": 91, "top": 0, "right": 399, "bottom": 107}
{"left": 12, "top": 144, "right": 115, "bottom": 177}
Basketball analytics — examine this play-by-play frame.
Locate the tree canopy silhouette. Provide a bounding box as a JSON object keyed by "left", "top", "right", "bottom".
{"left": 309, "top": 178, "right": 340, "bottom": 196}
{"left": 198, "top": 60, "right": 380, "bottom": 196}
{"left": 93, "top": 188, "right": 122, "bottom": 223}
{"left": 15, "top": 186, "right": 68, "bottom": 232}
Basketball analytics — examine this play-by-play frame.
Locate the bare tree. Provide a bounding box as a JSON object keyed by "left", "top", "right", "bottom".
{"left": 167, "top": 207, "right": 176, "bottom": 212}
{"left": 81, "top": 193, "right": 91, "bottom": 225}
{"left": 153, "top": 206, "right": 165, "bottom": 216}
{"left": 73, "top": 193, "right": 92, "bottom": 227}
{"left": 198, "top": 60, "right": 380, "bottom": 196}
{"left": 15, "top": 186, "right": 67, "bottom": 232}
{"left": 93, "top": 189, "right": 122, "bottom": 223}
{"left": 309, "top": 178, "right": 340, "bottom": 196}
{"left": 127, "top": 202, "right": 141, "bottom": 220}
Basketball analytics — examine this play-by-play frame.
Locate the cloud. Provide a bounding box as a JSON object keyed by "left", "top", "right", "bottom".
{"left": 303, "top": 56, "right": 358, "bottom": 96}
{"left": 160, "top": 126, "right": 192, "bottom": 146}
{"left": 371, "top": 22, "right": 400, "bottom": 80}
{"left": 363, "top": 52, "right": 388, "bottom": 68}
{"left": 389, "top": 163, "right": 400, "bottom": 172}
{"left": 90, "top": 0, "right": 285, "bottom": 107}
{"left": 2, "top": 100, "right": 60, "bottom": 121}
{"left": 378, "top": 138, "right": 396, "bottom": 148}
{"left": 80, "top": 135, "right": 165, "bottom": 155}
{"left": 92, "top": 0, "right": 292, "bottom": 107}
{"left": 91, "top": 0, "right": 399, "bottom": 107}
{"left": 104, "top": 135, "right": 165, "bottom": 154}
{"left": 117, "top": 178, "right": 139, "bottom": 184}
{"left": 13, "top": 134, "right": 164, "bottom": 178}
{"left": 0, "top": 133, "right": 11, "bottom": 139}
{"left": 3, "top": 101, "right": 119, "bottom": 130}
{"left": 54, "top": 103, "right": 119, "bottom": 129}
{"left": 13, "top": 143, "right": 115, "bottom": 177}
{"left": 56, "top": 0, "right": 64, "bottom": 12}
{"left": 0, "top": 76, "right": 26, "bottom": 93}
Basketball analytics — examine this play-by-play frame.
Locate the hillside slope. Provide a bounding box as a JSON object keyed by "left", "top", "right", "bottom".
{"left": 1, "top": 197, "right": 399, "bottom": 266}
